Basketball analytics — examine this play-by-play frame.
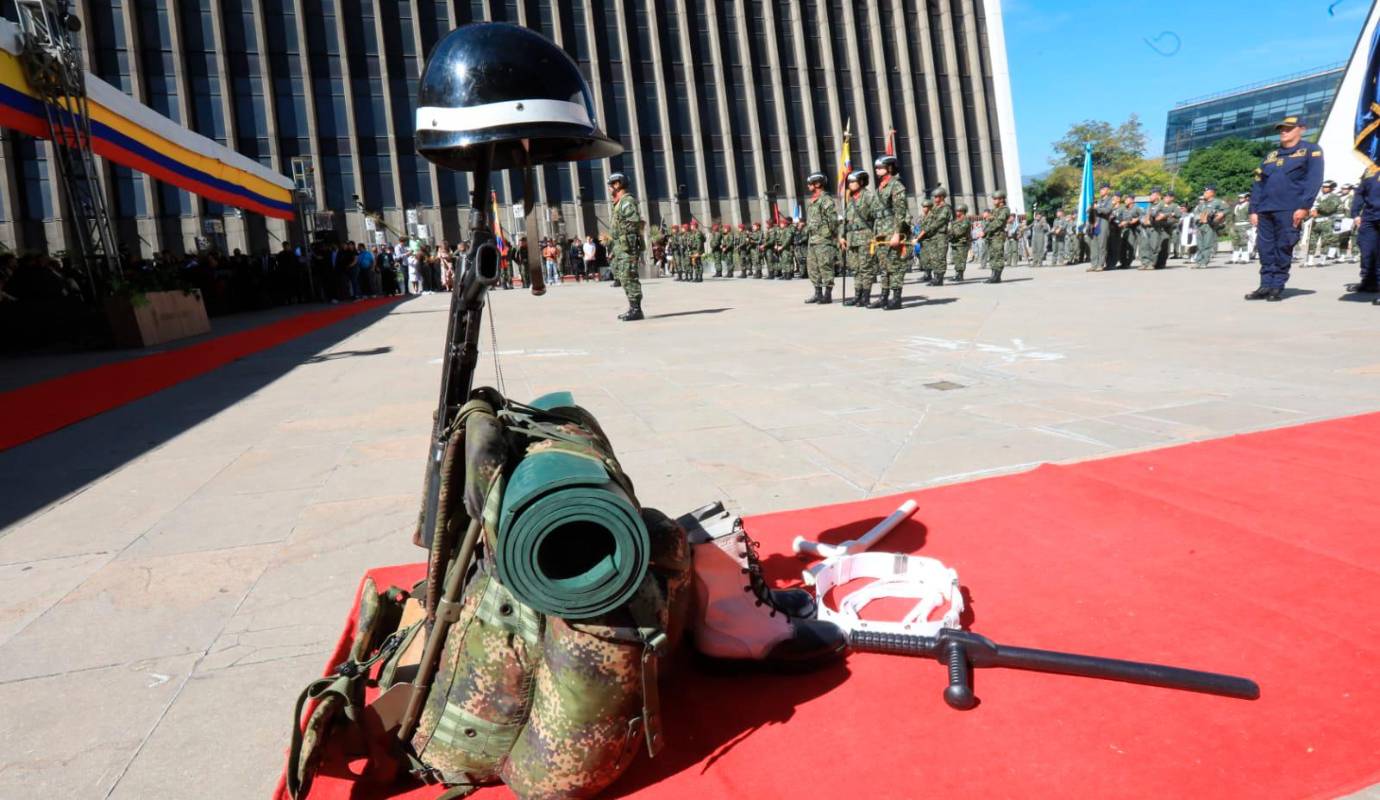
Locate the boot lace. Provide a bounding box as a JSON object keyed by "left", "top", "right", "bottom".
{"left": 733, "top": 520, "right": 784, "bottom": 618}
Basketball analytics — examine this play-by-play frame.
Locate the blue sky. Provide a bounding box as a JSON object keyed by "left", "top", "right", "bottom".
{"left": 1003, "top": 0, "right": 1370, "bottom": 176}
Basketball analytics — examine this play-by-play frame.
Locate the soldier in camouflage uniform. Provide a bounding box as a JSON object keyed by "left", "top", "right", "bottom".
{"left": 916, "top": 199, "right": 933, "bottom": 282}
{"left": 920, "top": 186, "right": 954, "bottom": 286}
{"left": 608, "top": 173, "right": 646, "bottom": 320}
{"left": 1307, "top": 180, "right": 1343, "bottom": 265}
{"left": 1192, "top": 186, "right": 1229, "bottom": 268}
{"left": 743, "top": 221, "right": 761, "bottom": 278}
{"left": 1050, "top": 209, "right": 1067, "bottom": 264}
{"left": 1031, "top": 213, "right": 1050, "bottom": 266}
{"left": 765, "top": 220, "right": 784, "bottom": 279}
{"left": 1113, "top": 194, "right": 1140, "bottom": 269}
{"left": 706, "top": 223, "right": 721, "bottom": 277}
{"left": 733, "top": 223, "right": 748, "bottom": 277}
{"left": 792, "top": 220, "right": 808, "bottom": 278}
{"left": 839, "top": 170, "right": 878, "bottom": 307}
{"left": 1230, "top": 194, "right": 1252, "bottom": 263}
{"left": 949, "top": 204, "right": 972, "bottom": 281}
{"left": 871, "top": 155, "right": 910, "bottom": 309}
{"left": 803, "top": 172, "right": 838, "bottom": 304}
{"left": 688, "top": 220, "right": 705, "bottom": 281}
{"left": 984, "top": 189, "right": 1012, "bottom": 283}
{"left": 1159, "top": 191, "right": 1183, "bottom": 269}
{"left": 1137, "top": 189, "right": 1170, "bottom": 271}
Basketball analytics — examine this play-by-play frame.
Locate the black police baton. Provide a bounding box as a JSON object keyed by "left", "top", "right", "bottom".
{"left": 849, "top": 627, "right": 1260, "bottom": 710}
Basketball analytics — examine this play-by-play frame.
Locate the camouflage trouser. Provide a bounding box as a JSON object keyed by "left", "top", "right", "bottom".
{"left": 1309, "top": 220, "right": 1338, "bottom": 254}
{"left": 986, "top": 234, "right": 1008, "bottom": 272}
{"left": 807, "top": 244, "right": 836, "bottom": 287}
{"left": 850, "top": 242, "right": 877, "bottom": 292}
{"left": 876, "top": 240, "right": 906, "bottom": 291}
{"left": 951, "top": 244, "right": 970, "bottom": 277}
{"left": 614, "top": 254, "right": 642, "bottom": 301}
{"left": 1053, "top": 237, "right": 1067, "bottom": 263}
{"left": 924, "top": 235, "right": 949, "bottom": 278}
{"left": 1195, "top": 226, "right": 1218, "bottom": 266}
{"left": 1231, "top": 224, "right": 1250, "bottom": 249}
{"left": 691, "top": 254, "right": 702, "bottom": 279}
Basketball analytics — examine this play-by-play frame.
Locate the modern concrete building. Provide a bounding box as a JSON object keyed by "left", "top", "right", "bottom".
{"left": 0, "top": 0, "right": 1022, "bottom": 258}
{"left": 1164, "top": 63, "right": 1344, "bottom": 168}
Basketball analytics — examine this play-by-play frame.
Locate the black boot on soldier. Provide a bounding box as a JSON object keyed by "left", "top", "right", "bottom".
{"left": 618, "top": 300, "right": 644, "bottom": 321}
{"left": 805, "top": 286, "right": 822, "bottom": 304}
{"left": 821, "top": 284, "right": 833, "bottom": 304}
{"left": 885, "top": 287, "right": 902, "bottom": 310}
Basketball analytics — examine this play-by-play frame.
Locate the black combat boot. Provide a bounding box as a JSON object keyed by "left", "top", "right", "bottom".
{"left": 1243, "top": 286, "right": 1270, "bottom": 300}
{"left": 805, "top": 286, "right": 822, "bottom": 304}
{"left": 931, "top": 271, "right": 945, "bottom": 287}
{"left": 885, "top": 287, "right": 902, "bottom": 310}
{"left": 618, "top": 300, "right": 645, "bottom": 321}
{"left": 854, "top": 288, "right": 870, "bottom": 307}
{"left": 1265, "top": 288, "right": 1285, "bottom": 302}
{"left": 821, "top": 284, "right": 833, "bottom": 304}
{"left": 985, "top": 269, "right": 1003, "bottom": 284}
{"left": 955, "top": 270, "right": 965, "bottom": 282}
{"left": 868, "top": 289, "right": 888, "bottom": 309}
{"left": 1346, "top": 280, "right": 1379, "bottom": 293}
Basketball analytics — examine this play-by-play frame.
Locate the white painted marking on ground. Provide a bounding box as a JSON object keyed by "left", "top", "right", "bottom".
{"left": 146, "top": 673, "right": 170, "bottom": 688}
{"left": 493, "top": 348, "right": 591, "bottom": 358}
{"left": 904, "top": 335, "right": 1065, "bottom": 363}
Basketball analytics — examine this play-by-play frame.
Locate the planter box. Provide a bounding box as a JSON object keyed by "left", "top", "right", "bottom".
{"left": 104, "top": 289, "right": 211, "bottom": 348}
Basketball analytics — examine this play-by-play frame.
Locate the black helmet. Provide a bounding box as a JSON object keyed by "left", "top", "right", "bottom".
{"left": 608, "top": 172, "right": 629, "bottom": 190}
{"left": 806, "top": 172, "right": 827, "bottom": 186}
{"left": 874, "top": 155, "right": 899, "bottom": 172}
{"left": 415, "top": 23, "right": 622, "bottom": 171}
{"left": 848, "top": 169, "right": 869, "bottom": 187}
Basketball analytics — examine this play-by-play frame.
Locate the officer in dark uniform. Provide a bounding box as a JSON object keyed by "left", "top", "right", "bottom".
{"left": 1348, "top": 163, "right": 1380, "bottom": 303}
{"left": 1246, "top": 115, "right": 1325, "bottom": 301}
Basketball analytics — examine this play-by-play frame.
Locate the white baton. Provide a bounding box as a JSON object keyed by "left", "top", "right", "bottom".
{"left": 791, "top": 498, "right": 919, "bottom": 560}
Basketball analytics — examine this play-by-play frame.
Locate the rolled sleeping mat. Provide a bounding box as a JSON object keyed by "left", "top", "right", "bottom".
{"left": 497, "top": 449, "right": 649, "bottom": 620}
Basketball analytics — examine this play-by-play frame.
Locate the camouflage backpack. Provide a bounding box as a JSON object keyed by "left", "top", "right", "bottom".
{"left": 288, "top": 389, "right": 691, "bottom": 800}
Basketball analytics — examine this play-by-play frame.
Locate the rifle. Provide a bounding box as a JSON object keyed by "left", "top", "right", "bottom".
{"left": 401, "top": 145, "right": 503, "bottom": 742}
{"left": 850, "top": 627, "right": 1259, "bottom": 710}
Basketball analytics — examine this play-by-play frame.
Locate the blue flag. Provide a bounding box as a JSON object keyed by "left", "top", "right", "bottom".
{"left": 1356, "top": 22, "right": 1380, "bottom": 167}
{"left": 1076, "top": 142, "right": 1095, "bottom": 227}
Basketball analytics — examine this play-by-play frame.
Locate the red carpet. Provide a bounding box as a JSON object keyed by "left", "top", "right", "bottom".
{"left": 279, "top": 411, "right": 1380, "bottom": 799}
{"left": 0, "top": 297, "right": 400, "bottom": 451}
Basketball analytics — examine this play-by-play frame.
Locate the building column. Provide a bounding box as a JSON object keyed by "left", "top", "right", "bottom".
{"left": 423, "top": 0, "right": 456, "bottom": 242}
{"left": 908, "top": 0, "right": 950, "bottom": 197}
{"left": 164, "top": 0, "right": 210, "bottom": 251}
{"left": 369, "top": 0, "right": 406, "bottom": 239}
{"left": 578, "top": 0, "right": 612, "bottom": 231}
{"left": 784, "top": 3, "right": 821, "bottom": 187}
{"left": 887, "top": 0, "right": 925, "bottom": 193}
{"left": 546, "top": 1, "right": 582, "bottom": 239}
{"left": 0, "top": 133, "right": 21, "bottom": 251}
{"left": 934, "top": 0, "right": 975, "bottom": 205}
{"left": 642, "top": 0, "right": 679, "bottom": 224}
{"left": 330, "top": 0, "right": 367, "bottom": 242}
{"left": 863, "top": 0, "right": 894, "bottom": 152}
{"left": 289, "top": 0, "right": 326, "bottom": 239}
{"left": 205, "top": 0, "right": 251, "bottom": 253}
{"left": 957, "top": 0, "right": 996, "bottom": 198}
{"left": 608, "top": 0, "right": 650, "bottom": 245}
{"left": 838, "top": 0, "right": 872, "bottom": 173}
{"left": 670, "top": 0, "right": 711, "bottom": 224}
{"left": 977, "top": 0, "right": 1023, "bottom": 213}
{"left": 700, "top": 0, "right": 741, "bottom": 224}
{"left": 512, "top": 0, "right": 551, "bottom": 232}
{"left": 729, "top": 3, "right": 769, "bottom": 222}
{"left": 810, "top": 0, "right": 844, "bottom": 183}
{"left": 248, "top": 0, "right": 289, "bottom": 249}
{"left": 759, "top": 0, "right": 795, "bottom": 206}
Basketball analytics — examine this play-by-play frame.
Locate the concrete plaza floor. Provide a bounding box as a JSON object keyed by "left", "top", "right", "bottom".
{"left": 2, "top": 257, "right": 1379, "bottom": 798}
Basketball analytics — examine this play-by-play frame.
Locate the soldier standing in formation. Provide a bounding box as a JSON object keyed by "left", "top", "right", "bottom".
{"left": 1137, "top": 189, "right": 1169, "bottom": 271}
{"left": 608, "top": 172, "right": 646, "bottom": 321}
{"left": 1306, "top": 180, "right": 1343, "bottom": 266}
{"left": 1031, "top": 213, "right": 1050, "bottom": 266}
{"left": 919, "top": 187, "right": 953, "bottom": 286}
{"left": 744, "top": 221, "right": 762, "bottom": 278}
{"left": 1230, "top": 193, "right": 1253, "bottom": 263}
{"left": 839, "top": 170, "right": 877, "bottom": 306}
{"left": 1192, "top": 186, "right": 1228, "bottom": 269}
{"left": 687, "top": 220, "right": 705, "bottom": 281}
{"left": 871, "top": 156, "right": 910, "bottom": 309}
{"left": 984, "top": 190, "right": 1011, "bottom": 283}
{"left": 730, "top": 223, "right": 745, "bottom": 277}
{"left": 1051, "top": 209, "right": 1069, "bottom": 265}
{"left": 792, "top": 220, "right": 808, "bottom": 279}
{"left": 949, "top": 204, "right": 972, "bottom": 281}
{"left": 1113, "top": 194, "right": 1140, "bottom": 269}
{"left": 1348, "top": 163, "right": 1380, "bottom": 301}
{"left": 1089, "top": 185, "right": 1115, "bottom": 271}
{"left": 804, "top": 172, "right": 839, "bottom": 304}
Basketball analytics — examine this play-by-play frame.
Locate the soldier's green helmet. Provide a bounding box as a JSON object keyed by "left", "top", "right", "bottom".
{"left": 932, "top": 186, "right": 948, "bottom": 198}
{"left": 956, "top": 204, "right": 968, "bottom": 213}
{"left": 415, "top": 23, "right": 623, "bottom": 171}
{"left": 607, "top": 171, "right": 630, "bottom": 190}
{"left": 993, "top": 189, "right": 1007, "bottom": 199}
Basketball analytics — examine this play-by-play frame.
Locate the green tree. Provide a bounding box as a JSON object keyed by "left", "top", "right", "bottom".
{"left": 1108, "top": 158, "right": 1181, "bottom": 197}
{"left": 1178, "top": 138, "right": 1270, "bottom": 198}
{"left": 1049, "top": 115, "right": 1147, "bottom": 172}
{"left": 1024, "top": 165, "right": 1082, "bottom": 215}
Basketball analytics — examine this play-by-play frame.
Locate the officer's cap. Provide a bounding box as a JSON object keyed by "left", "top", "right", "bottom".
{"left": 1204, "top": 185, "right": 1217, "bottom": 192}
{"left": 1275, "top": 115, "right": 1304, "bottom": 130}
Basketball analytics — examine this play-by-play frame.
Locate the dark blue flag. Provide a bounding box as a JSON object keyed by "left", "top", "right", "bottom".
{"left": 1356, "top": 22, "right": 1380, "bottom": 166}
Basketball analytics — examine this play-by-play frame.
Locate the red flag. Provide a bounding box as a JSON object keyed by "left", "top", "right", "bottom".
{"left": 772, "top": 204, "right": 783, "bottom": 225}
{"left": 885, "top": 127, "right": 896, "bottom": 157}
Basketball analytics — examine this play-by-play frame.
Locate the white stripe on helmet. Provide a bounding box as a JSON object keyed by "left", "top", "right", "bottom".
{"left": 416, "top": 98, "right": 593, "bottom": 133}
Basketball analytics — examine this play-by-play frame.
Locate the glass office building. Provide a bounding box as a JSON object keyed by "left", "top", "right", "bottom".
{"left": 1164, "top": 63, "right": 1344, "bottom": 168}
{"left": 0, "top": 0, "right": 1022, "bottom": 258}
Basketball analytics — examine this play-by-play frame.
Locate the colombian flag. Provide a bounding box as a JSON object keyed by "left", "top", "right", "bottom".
{"left": 836, "top": 118, "right": 852, "bottom": 197}
{"left": 491, "top": 191, "right": 508, "bottom": 254}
